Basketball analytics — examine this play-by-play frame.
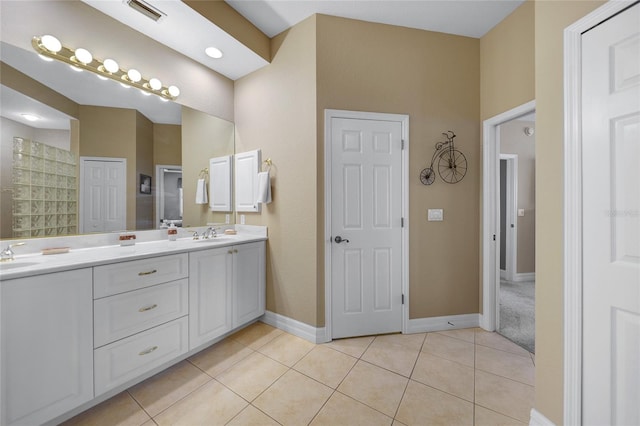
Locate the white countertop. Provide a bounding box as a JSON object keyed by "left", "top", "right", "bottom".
{"left": 0, "top": 232, "right": 266, "bottom": 281}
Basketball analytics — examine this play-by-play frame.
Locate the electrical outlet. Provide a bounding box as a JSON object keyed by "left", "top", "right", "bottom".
{"left": 240, "top": 214, "right": 245, "bottom": 225}
{"left": 225, "top": 214, "right": 230, "bottom": 224}
{"left": 518, "top": 209, "right": 525, "bottom": 217}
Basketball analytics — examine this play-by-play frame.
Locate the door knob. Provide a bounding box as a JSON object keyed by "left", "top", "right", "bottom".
{"left": 334, "top": 236, "right": 350, "bottom": 244}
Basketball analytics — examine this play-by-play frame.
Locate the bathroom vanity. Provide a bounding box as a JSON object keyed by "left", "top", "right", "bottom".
{"left": 0, "top": 229, "right": 266, "bottom": 426}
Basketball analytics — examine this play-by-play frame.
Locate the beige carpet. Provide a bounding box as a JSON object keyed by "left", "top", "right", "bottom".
{"left": 499, "top": 280, "right": 535, "bottom": 353}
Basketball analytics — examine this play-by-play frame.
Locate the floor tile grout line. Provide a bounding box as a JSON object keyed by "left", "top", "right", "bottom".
{"left": 474, "top": 403, "right": 530, "bottom": 425}
{"left": 473, "top": 334, "right": 477, "bottom": 425}
{"left": 333, "top": 389, "right": 396, "bottom": 422}
{"left": 126, "top": 389, "right": 153, "bottom": 424}
{"left": 474, "top": 341, "right": 533, "bottom": 358}
{"left": 145, "top": 375, "right": 215, "bottom": 421}
{"left": 306, "top": 388, "right": 337, "bottom": 425}
{"left": 474, "top": 366, "right": 535, "bottom": 388}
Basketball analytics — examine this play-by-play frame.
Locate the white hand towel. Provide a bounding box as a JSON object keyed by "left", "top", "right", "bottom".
{"left": 256, "top": 171, "right": 272, "bottom": 204}
{"left": 195, "top": 178, "right": 208, "bottom": 204}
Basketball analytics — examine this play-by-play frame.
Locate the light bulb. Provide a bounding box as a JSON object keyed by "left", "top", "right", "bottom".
{"left": 205, "top": 46, "right": 223, "bottom": 59}
{"left": 148, "top": 78, "right": 162, "bottom": 90}
{"left": 168, "top": 85, "right": 180, "bottom": 97}
{"left": 40, "top": 35, "right": 62, "bottom": 53}
{"left": 74, "top": 48, "right": 93, "bottom": 65}
{"left": 127, "top": 69, "right": 142, "bottom": 82}
{"left": 103, "top": 58, "right": 119, "bottom": 73}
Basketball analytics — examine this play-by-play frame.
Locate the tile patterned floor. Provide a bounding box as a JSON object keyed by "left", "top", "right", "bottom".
{"left": 63, "top": 322, "right": 535, "bottom": 426}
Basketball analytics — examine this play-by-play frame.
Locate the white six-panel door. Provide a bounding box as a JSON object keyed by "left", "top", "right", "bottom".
{"left": 582, "top": 3, "right": 640, "bottom": 424}
{"left": 80, "top": 158, "right": 126, "bottom": 233}
{"left": 330, "top": 117, "right": 403, "bottom": 339}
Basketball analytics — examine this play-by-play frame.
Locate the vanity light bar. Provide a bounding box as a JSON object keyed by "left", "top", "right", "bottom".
{"left": 31, "top": 35, "right": 180, "bottom": 100}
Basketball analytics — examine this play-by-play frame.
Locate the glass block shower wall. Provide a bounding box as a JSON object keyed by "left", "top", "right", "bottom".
{"left": 12, "top": 137, "right": 77, "bottom": 238}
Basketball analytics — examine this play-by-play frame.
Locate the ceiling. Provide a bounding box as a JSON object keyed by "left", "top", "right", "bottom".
{"left": 226, "top": 0, "right": 526, "bottom": 39}
{"left": 1, "top": 0, "right": 525, "bottom": 129}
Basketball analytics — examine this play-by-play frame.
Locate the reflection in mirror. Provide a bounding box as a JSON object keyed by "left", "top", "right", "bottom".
{"left": 0, "top": 42, "right": 235, "bottom": 240}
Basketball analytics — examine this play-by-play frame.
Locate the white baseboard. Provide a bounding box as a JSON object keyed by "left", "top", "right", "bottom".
{"left": 514, "top": 272, "right": 535, "bottom": 282}
{"left": 479, "top": 313, "right": 495, "bottom": 331}
{"left": 406, "top": 313, "right": 480, "bottom": 334}
{"left": 261, "top": 311, "right": 328, "bottom": 344}
{"left": 529, "top": 408, "right": 555, "bottom": 426}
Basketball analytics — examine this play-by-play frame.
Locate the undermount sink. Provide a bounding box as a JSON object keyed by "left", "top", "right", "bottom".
{"left": 193, "top": 236, "right": 234, "bottom": 243}
{"left": 0, "top": 261, "right": 41, "bottom": 270}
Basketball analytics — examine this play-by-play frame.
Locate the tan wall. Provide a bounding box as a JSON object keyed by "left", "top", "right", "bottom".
{"left": 500, "top": 119, "right": 535, "bottom": 274}
{"left": 136, "top": 112, "right": 154, "bottom": 230}
{"left": 317, "top": 15, "right": 481, "bottom": 320}
{"left": 79, "top": 105, "right": 137, "bottom": 230}
{"left": 480, "top": 0, "right": 535, "bottom": 121}
{"left": 181, "top": 107, "right": 235, "bottom": 228}
{"left": 234, "top": 16, "right": 319, "bottom": 326}
{"left": 534, "top": 1, "right": 605, "bottom": 423}
{"left": 153, "top": 124, "right": 182, "bottom": 166}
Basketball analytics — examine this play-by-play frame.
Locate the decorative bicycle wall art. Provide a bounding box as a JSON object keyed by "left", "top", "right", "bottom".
{"left": 419, "top": 131, "right": 468, "bottom": 185}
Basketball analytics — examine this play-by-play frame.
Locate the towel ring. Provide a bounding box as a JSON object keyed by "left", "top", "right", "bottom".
{"left": 198, "top": 168, "right": 209, "bottom": 179}
{"left": 262, "top": 158, "right": 272, "bottom": 172}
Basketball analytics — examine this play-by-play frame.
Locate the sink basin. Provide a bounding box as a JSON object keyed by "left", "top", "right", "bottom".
{"left": 193, "top": 236, "right": 234, "bottom": 243}
{"left": 0, "top": 261, "right": 40, "bottom": 270}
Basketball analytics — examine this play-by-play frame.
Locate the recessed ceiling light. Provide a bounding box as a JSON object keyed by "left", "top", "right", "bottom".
{"left": 21, "top": 113, "right": 39, "bottom": 122}
{"left": 205, "top": 46, "right": 223, "bottom": 59}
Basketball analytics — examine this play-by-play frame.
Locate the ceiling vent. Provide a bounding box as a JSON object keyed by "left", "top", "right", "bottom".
{"left": 126, "top": 0, "right": 166, "bottom": 22}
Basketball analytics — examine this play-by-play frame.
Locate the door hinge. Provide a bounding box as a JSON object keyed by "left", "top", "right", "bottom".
{"left": 493, "top": 234, "right": 496, "bottom": 241}
{"left": 401, "top": 139, "right": 405, "bottom": 150}
{"left": 401, "top": 217, "right": 404, "bottom": 227}
{"left": 402, "top": 294, "right": 405, "bottom": 305}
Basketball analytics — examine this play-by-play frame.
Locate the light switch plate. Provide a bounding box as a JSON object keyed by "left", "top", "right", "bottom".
{"left": 428, "top": 209, "right": 444, "bottom": 221}
{"left": 518, "top": 209, "right": 525, "bottom": 217}
{"left": 240, "top": 214, "right": 246, "bottom": 225}
{"left": 225, "top": 214, "right": 230, "bottom": 224}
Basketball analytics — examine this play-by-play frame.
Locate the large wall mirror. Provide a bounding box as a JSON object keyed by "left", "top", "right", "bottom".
{"left": 0, "top": 3, "right": 235, "bottom": 241}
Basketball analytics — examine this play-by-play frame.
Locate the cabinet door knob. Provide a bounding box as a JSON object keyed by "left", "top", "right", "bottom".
{"left": 138, "top": 269, "right": 158, "bottom": 276}
{"left": 139, "top": 346, "right": 158, "bottom": 356}
{"left": 228, "top": 250, "right": 233, "bottom": 254}
{"left": 138, "top": 304, "right": 158, "bottom": 312}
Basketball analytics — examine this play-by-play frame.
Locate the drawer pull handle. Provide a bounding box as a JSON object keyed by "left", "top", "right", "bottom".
{"left": 138, "top": 269, "right": 158, "bottom": 276}
{"left": 139, "top": 346, "right": 158, "bottom": 356}
{"left": 139, "top": 304, "right": 158, "bottom": 312}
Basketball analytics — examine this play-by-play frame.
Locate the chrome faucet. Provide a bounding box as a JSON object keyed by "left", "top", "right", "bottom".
{"left": 1, "top": 242, "right": 25, "bottom": 262}
{"left": 203, "top": 227, "right": 219, "bottom": 239}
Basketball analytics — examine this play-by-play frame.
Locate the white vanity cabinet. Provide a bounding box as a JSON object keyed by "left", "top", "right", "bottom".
{"left": 1, "top": 269, "right": 93, "bottom": 426}
{"left": 189, "top": 241, "right": 265, "bottom": 349}
{"left": 0, "top": 236, "right": 266, "bottom": 425}
{"left": 233, "top": 242, "right": 266, "bottom": 326}
{"left": 93, "top": 254, "right": 189, "bottom": 396}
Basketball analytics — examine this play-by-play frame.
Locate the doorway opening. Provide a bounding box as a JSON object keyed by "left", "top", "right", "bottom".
{"left": 481, "top": 101, "right": 536, "bottom": 353}
{"left": 155, "top": 165, "right": 182, "bottom": 228}
{"left": 497, "top": 117, "right": 536, "bottom": 353}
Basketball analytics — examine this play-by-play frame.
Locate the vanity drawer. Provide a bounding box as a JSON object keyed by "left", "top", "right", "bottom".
{"left": 94, "top": 253, "right": 188, "bottom": 298}
{"left": 94, "top": 279, "right": 188, "bottom": 348}
{"left": 94, "top": 316, "right": 188, "bottom": 396}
